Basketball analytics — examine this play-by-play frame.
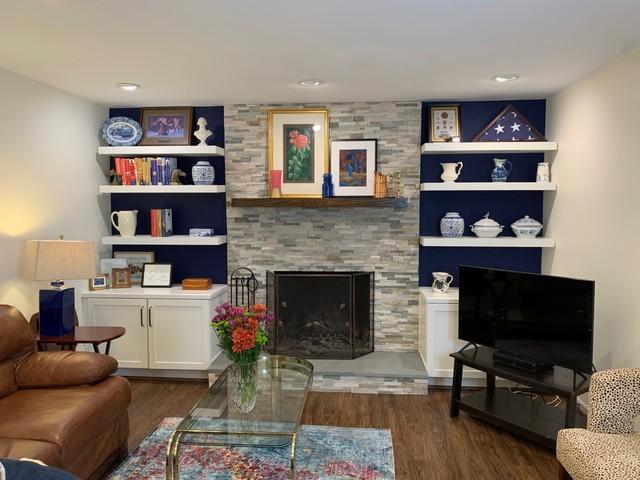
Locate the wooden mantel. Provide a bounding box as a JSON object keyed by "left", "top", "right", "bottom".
{"left": 230, "top": 197, "right": 409, "bottom": 208}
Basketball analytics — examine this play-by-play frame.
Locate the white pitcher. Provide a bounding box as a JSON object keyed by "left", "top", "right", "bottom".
{"left": 440, "top": 162, "right": 463, "bottom": 183}
{"left": 432, "top": 272, "right": 453, "bottom": 294}
{"left": 111, "top": 210, "right": 138, "bottom": 237}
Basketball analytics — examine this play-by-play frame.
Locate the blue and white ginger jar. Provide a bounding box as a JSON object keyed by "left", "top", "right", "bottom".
{"left": 440, "top": 212, "right": 465, "bottom": 238}
{"left": 192, "top": 161, "right": 215, "bottom": 185}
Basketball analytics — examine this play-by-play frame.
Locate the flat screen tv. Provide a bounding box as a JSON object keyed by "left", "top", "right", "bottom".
{"left": 458, "top": 266, "right": 595, "bottom": 373}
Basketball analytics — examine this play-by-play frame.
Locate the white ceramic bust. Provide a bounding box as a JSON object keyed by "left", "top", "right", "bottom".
{"left": 193, "top": 116, "right": 212, "bottom": 146}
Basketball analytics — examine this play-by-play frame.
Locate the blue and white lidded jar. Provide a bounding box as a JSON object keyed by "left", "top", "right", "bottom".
{"left": 440, "top": 212, "right": 465, "bottom": 238}
{"left": 192, "top": 161, "right": 215, "bottom": 185}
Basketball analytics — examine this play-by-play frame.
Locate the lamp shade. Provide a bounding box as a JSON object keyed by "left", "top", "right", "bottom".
{"left": 24, "top": 240, "right": 96, "bottom": 281}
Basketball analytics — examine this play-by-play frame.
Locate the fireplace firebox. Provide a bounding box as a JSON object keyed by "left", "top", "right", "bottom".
{"left": 266, "top": 271, "right": 374, "bottom": 359}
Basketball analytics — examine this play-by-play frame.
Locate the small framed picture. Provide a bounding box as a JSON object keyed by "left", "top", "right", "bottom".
{"left": 429, "top": 105, "right": 461, "bottom": 142}
{"left": 113, "top": 251, "right": 155, "bottom": 284}
{"left": 89, "top": 275, "right": 109, "bottom": 291}
{"left": 112, "top": 268, "right": 132, "bottom": 289}
{"left": 141, "top": 263, "right": 173, "bottom": 288}
{"left": 330, "top": 139, "right": 377, "bottom": 197}
{"left": 140, "top": 107, "right": 193, "bottom": 146}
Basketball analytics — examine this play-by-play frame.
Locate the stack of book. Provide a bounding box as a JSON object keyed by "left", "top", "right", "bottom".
{"left": 150, "top": 209, "right": 173, "bottom": 237}
{"left": 114, "top": 157, "right": 178, "bottom": 186}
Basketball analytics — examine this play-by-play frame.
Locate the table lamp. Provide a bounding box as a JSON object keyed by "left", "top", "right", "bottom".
{"left": 24, "top": 238, "right": 96, "bottom": 336}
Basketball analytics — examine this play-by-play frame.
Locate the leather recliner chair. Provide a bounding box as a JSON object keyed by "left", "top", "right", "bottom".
{"left": 0, "top": 305, "right": 131, "bottom": 479}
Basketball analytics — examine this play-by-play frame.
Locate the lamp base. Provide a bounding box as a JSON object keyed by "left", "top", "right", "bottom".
{"left": 39, "top": 288, "right": 75, "bottom": 336}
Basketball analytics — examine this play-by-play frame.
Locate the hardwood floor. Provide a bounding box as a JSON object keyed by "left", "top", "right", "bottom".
{"left": 126, "top": 379, "right": 557, "bottom": 480}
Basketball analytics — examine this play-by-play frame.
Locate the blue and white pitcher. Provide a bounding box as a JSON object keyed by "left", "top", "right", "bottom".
{"left": 491, "top": 158, "right": 512, "bottom": 182}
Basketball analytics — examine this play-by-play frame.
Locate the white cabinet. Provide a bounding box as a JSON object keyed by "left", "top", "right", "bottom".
{"left": 86, "top": 298, "right": 148, "bottom": 368}
{"left": 419, "top": 288, "right": 483, "bottom": 380}
{"left": 148, "top": 299, "right": 211, "bottom": 370}
{"left": 81, "top": 286, "right": 227, "bottom": 373}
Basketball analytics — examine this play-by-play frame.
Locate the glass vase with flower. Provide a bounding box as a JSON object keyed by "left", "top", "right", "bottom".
{"left": 211, "top": 303, "right": 273, "bottom": 413}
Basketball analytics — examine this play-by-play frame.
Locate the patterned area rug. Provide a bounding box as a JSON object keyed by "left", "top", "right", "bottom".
{"left": 109, "top": 418, "right": 395, "bottom": 479}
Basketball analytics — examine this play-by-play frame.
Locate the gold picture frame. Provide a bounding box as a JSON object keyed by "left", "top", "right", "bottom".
{"left": 89, "top": 275, "right": 109, "bottom": 291}
{"left": 429, "top": 105, "right": 461, "bottom": 142}
{"left": 268, "top": 109, "right": 329, "bottom": 198}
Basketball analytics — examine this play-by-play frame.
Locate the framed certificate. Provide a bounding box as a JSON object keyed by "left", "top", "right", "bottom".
{"left": 429, "top": 105, "right": 461, "bottom": 142}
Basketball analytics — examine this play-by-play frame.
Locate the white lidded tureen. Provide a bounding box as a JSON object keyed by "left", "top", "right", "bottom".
{"left": 511, "top": 215, "right": 543, "bottom": 238}
{"left": 470, "top": 212, "right": 504, "bottom": 238}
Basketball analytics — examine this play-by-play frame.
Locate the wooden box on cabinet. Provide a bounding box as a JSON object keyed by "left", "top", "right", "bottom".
{"left": 81, "top": 286, "right": 227, "bottom": 373}
{"left": 418, "top": 287, "right": 483, "bottom": 381}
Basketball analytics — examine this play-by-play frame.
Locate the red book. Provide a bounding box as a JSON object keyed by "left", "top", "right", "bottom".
{"left": 150, "top": 209, "right": 157, "bottom": 236}
{"left": 114, "top": 157, "right": 124, "bottom": 179}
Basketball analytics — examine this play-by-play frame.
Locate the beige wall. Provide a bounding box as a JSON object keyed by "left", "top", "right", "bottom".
{"left": 0, "top": 67, "right": 109, "bottom": 320}
{"left": 544, "top": 48, "right": 640, "bottom": 369}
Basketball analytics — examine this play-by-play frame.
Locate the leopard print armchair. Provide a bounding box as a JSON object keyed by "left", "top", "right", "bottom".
{"left": 557, "top": 369, "right": 640, "bottom": 479}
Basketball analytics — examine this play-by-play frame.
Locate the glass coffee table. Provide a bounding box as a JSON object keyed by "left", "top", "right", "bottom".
{"left": 166, "top": 355, "right": 313, "bottom": 479}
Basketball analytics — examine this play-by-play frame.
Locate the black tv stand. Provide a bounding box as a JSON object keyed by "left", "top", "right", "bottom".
{"left": 493, "top": 349, "right": 553, "bottom": 373}
{"left": 450, "top": 346, "right": 590, "bottom": 449}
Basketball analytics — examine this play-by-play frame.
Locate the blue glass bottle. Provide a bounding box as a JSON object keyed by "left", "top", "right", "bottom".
{"left": 322, "top": 173, "right": 334, "bottom": 198}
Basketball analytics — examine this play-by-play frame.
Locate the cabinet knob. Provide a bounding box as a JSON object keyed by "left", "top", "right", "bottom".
{"left": 149, "top": 306, "right": 153, "bottom": 327}
{"left": 140, "top": 307, "right": 144, "bottom": 327}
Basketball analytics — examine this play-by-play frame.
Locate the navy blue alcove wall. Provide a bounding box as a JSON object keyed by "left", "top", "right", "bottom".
{"left": 108, "top": 106, "right": 228, "bottom": 284}
{"left": 419, "top": 100, "right": 547, "bottom": 287}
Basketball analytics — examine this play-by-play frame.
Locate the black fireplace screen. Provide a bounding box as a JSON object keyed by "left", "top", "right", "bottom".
{"left": 266, "top": 271, "right": 374, "bottom": 359}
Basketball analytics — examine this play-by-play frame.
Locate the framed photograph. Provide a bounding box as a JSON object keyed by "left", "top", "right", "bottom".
{"left": 112, "top": 268, "right": 131, "bottom": 289}
{"left": 429, "top": 105, "right": 461, "bottom": 142}
{"left": 100, "top": 258, "right": 127, "bottom": 277}
{"left": 141, "top": 263, "right": 173, "bottom": 288}
{"left": 268, "top": 109, "right": 329, "bottom": 197}
{"left": 113, "top": 251, "right": 155, "bottom": 284}
{"left": 89, "top": 275, "right": 109, "bottom": 291}
{"left": 140, "top": 107, "right": 193, "bottom": 146}
{"left": 330, "top": 139, "right": 377, "bottom": 196}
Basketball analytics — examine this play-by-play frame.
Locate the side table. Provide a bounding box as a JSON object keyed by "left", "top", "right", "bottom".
{"left": 37, "top": 326, "right": 126, "bottom": 355}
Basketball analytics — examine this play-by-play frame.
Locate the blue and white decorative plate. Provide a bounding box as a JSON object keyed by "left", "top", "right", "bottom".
{"left": 101, "top": 116, "right": 143, "bottom": 146}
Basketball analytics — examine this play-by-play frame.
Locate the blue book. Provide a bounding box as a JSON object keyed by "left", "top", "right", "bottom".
{"left": 151, "top": 159, "right": 158, "bottom": 185}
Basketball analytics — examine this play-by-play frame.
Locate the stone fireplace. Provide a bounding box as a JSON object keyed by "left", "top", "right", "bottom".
{"left": 266, "top": 271, "right": 374, "bottom": 359}
{"left": 225, "top": 101, "right": 421, "bottom": 352}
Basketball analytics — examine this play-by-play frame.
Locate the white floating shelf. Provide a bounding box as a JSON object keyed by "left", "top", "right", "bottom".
{"left": 419, "top": 236, "right": 554, "bottom": 248}
{"left": 99, "top": 185, "right": 225, "bottom": 194}
{"left": 420, "top": 182, "right": 556, "bottom": 191}
{"left": 421, "top": 142, "right": 557, "bottom": 155}
{"left": 102, "top": 235, "right": 227, "bottom": 246}
{"left": 98, "top": 145, "right": 224, "bottom": 157}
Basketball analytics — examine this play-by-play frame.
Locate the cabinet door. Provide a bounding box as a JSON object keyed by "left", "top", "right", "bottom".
{"left": 426, "top": 303, "right": 483, "bottom": 379}
{"left": 147, "top": 299, "right": 210, "bottom": 370}
{"left": 87, "top": 298, "right": 148, "bottom": 368}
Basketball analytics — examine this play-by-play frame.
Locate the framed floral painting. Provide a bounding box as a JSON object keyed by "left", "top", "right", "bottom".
{"left": 268, "top": 109, "right": 329, "bottom": 197}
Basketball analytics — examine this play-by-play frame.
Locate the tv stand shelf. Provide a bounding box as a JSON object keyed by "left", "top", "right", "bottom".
{"left": 450, "top": 346, "right": 590, "bottom": 449}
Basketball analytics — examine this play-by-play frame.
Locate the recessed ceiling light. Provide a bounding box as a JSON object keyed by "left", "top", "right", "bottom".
{"left": 492, "top": 74, "right": 519, "bottom": 83}
{"left": 115, "top": 83, "right": 140, "bottom": 91}
{"left": 298, "top": 79, "right": 324, "bottom": 87}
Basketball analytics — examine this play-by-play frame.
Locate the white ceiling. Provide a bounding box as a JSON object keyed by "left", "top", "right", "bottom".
{"left": 1, "top": 0, "right": 640, "bottom": 106}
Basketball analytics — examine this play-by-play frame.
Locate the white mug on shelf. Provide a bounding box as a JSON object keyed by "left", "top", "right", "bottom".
{"left": 432, "top": 272, "right": 453, "bottom": 294}
{"left": 110, "top": 210, "right": 138, "bottom": 237}
{"left": 536, "top": 162, "right": 550, "bottom": 182}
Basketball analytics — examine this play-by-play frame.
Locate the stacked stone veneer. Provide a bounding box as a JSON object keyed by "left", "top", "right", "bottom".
{"left": 224, "top": 102, "right": 421, "bottom": 351}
